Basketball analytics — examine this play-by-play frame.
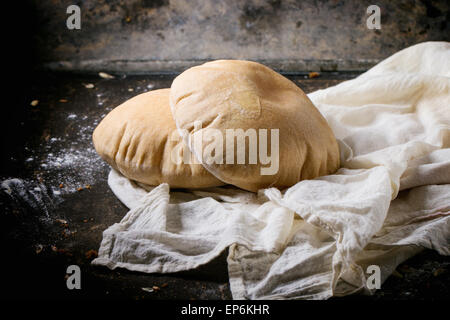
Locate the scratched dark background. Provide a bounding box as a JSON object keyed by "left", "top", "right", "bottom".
{"left": 0, "top": 0, "right": 449, "bottom": 302}
{"left": 18, "top": 0, "right": 450, "bottom": 73}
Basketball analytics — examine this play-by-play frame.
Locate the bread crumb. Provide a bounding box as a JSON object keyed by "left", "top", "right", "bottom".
{"left": 85, "top": 249, "right": 98, "bottom": 260}
{"left": 56, "top": 219, "right": 68, "bottom": 227}
{"left": 99, "top": 72, "right": 115, "bottom": 79}
{"left": 433, "top": 268, "right": 446, "bottom": 277}
{"left": 35, "top": 244, "right": 43, "bottom": 254}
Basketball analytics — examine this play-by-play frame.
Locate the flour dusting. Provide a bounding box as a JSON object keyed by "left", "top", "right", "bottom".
{"left": 1, "top": 80, "right": 155, "bottom": 219}
{"left": 1, "top": 102, "right": 110, "bottom": 205}
{"left": 35, "top": 110, "right": 109, "bottom": 194}
{"left": 1, "top": 178, "right": 55, "bottom": 220}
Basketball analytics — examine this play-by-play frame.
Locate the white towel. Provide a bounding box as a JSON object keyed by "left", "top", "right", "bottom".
{"left": 92, "top": 42, "right": 450, "bottom": 299}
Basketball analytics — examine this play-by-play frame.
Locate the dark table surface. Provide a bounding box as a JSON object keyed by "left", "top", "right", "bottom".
{"left": 0, "top": 72, "right": 448, "bottom": 300}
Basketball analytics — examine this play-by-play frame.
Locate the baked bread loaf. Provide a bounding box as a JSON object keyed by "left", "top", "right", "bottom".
{"left": 170, "top": 60, "right": 340, "bottom": 192}
{"left": 93, "top": 89, "right": 224, "bottom": 188}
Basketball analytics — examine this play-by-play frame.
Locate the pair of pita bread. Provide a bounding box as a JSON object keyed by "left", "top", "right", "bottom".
{"left": 93, "top": 60, "right": 340, "bottom": 192}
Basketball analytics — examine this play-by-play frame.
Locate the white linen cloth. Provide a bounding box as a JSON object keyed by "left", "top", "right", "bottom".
{"left": 92, "top": 42, "right": 450, "bottom": 299}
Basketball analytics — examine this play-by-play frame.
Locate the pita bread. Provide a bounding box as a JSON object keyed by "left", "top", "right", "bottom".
{"left": 93, "top": 89, "right": 224, "bottom": 188}
{"left": 170, "top": 60, "right": 340, "bottom": 191}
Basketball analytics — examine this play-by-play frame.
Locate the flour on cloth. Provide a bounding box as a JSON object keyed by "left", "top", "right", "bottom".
{"left": 92, "top": 42, "right": 450, "bottom": 299}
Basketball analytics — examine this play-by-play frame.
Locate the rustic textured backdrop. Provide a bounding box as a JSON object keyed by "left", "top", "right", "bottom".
{"left": 1, "top": 0, "right": 449, "bottom": 301}
{"left": 28, "top": 0, "right": 449, "bottom": 73}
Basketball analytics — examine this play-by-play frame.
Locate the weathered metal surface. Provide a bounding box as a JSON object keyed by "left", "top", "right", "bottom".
{"left": 28, "top": 0, "right": 449, "bottom": 73}
{"left": 1, "top": 72, "right": 448, "bottom": 300}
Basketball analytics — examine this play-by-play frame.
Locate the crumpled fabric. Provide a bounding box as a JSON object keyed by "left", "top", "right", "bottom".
{"left": 92, "top": 42, "right": 450, "bottom": 299}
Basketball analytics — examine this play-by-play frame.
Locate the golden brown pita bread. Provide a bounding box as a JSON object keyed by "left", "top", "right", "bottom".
{"left": 93, "top": 89, "right": 223, "bottom": 188}
{"left": 170, "top": 60, "right": 340, "bottom": 192}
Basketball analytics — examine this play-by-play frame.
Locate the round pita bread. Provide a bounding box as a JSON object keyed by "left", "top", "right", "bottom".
{"left": 170, "top": 60, "right": 340, "bottom": 191}
{"left": 93, "top": 89, "right": 223, "bottom": 188}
